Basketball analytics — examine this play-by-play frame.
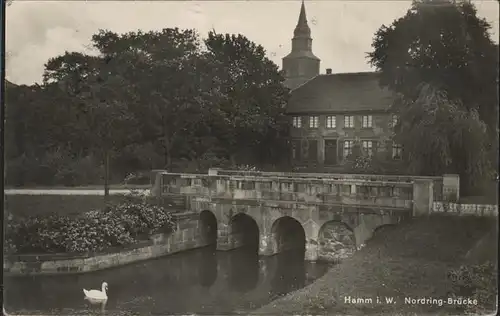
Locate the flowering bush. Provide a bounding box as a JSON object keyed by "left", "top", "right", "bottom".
{"left": 105, "top": 199, "right": 175, "bottom": 238}
{"left": 4, "top": 200, "right": 175, "bottom": 254}
{"left": 353, "top": 156, "right": 372, "bottom": 171}
{"left": 234, "top": 164, "right": 259, "bottom": 171}
{"left": 448, "top": 262, "right": 497, "bottom": 315}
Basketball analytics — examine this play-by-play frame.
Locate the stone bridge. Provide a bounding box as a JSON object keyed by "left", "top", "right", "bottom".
{"left": 152, "top": 169, "right": 458, "bottom": 262}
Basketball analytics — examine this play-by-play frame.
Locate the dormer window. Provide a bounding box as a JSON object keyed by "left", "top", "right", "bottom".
{"left": 293, "top": 116, "right": 302, "bottom": 128}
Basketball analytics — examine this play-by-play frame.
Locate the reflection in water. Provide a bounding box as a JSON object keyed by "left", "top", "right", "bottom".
{"left": 5, "top": 246, "right": 331, "bottom": 315}
{"left": 229, "top": 246, "right": 260, "bottom": 293}
{"left": 84, "top": 297, "right": 107, "bottom": 314}
{"left": 271, "top": 249, "right": 306, "bottom": 298}
{"left": 198, "top": 245, "right": 217, "bottom": 288}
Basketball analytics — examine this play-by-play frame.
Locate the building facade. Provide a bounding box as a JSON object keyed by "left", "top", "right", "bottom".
{"left": 282, "top": 1, "right": 402, "bottom": 167}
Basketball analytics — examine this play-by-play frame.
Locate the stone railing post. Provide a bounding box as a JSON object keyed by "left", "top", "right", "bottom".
{"left": 412, "top": 179, "right": 434, "bottom": 216}
{"left": 442, "top": 174, "right": 460, "bottom": 202}
{"left": 208, "top": 168, "right": 220, "bottom": 176}
{"left": 151, "top": 171, "right": 164, "bottom": 199}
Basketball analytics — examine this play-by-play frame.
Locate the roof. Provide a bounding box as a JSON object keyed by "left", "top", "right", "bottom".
{"left": 5, "top": 80, "right": 17, "bottom": 89}
{"left": 286, "top": 71, "right": 396, "bottom": 114}
{"left": 282, "top": 51, "right": 320, "bottom": 61}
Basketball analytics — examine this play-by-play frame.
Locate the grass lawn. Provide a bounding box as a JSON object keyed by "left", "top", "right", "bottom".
{"left": 253, "top": 214, "right": 497, "bottom": 315}
{"left": 4, "top": 184, "right": 151, "bottom": 190}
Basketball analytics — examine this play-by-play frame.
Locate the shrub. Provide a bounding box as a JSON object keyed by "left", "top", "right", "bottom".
{"left": 4, "top": 199, "right": 175, "bottom": 254}
{"left": 123, "top": 172, "right": 151, "bottom": 185}
{"left": 105, "top": 200, "right": 175, "bottom": 238}
{"left": 448, "top": 262, "right": 498, "bottom": 315}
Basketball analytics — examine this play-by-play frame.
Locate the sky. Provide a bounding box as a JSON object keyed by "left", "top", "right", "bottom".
{"left": 5, "top": 0, "right": 499, "bottom": 85}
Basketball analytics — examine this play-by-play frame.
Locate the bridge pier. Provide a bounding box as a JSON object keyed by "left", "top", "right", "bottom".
{"left": 305, "top": 240, "right": 319, "bottom": 261}
{"left": 216, "top": 223, "right": 234, "bottom": 251}
{"left": 258, "top": 233, "right": 277, "bottom": 256}
{"left": 258, "top": 231, "right": 319, "bottom": 261}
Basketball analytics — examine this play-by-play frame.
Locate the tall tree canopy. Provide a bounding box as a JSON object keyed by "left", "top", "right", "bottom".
{"left": 5, "top": 27, "right": 289, "bottom": 188}
{"left": 393, "top": 84, "right": 491, "bottom": 186}
{"left": 368, "top": 0, "right": 498, "bottom": 192}
{"left": 204, "top": 32, "right": 289, "bottom": 165}
{"left": 369, "top": 0, "right": 498, "bottom": 129}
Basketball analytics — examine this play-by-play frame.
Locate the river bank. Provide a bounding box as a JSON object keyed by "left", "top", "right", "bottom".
{"left": 252, "top": 214, "right": 497, "bottom": 315}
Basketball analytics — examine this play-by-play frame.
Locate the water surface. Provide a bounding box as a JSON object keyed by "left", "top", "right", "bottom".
{"left": 4, "top": 246, "right": 331, "bottom": 315}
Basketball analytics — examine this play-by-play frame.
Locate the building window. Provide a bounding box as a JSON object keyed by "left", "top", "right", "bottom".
{"left": 292, "top": 116, "right": 302, "bottom": 128}
{"left": 344, "top": 115, "right": 354, "bottom": 128}
{"left": 343, "top": 140, "right": 354, "bottom": 157}
{"left": 309, "top": 116, "right": 319, "bottom": 128}
{"left": 362, "top": 115, "right": 373, "bottom": 128}
{"left": 326, "top": 116, "right": 336, "bottom": 129}
{"left": 392, "top": 142, "right": 402, "bottom": 159}
{"left": 392, "top": 114, "right": 399, "bottom": 128}
{"left": 362, "top": 140, "right": 374, "bottom": 157}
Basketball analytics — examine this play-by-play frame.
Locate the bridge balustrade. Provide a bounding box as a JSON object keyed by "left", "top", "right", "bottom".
{"left": 213, "top": 169, "right": 445, "bottom": 201}
{"left": 157, "top": 172, "right": 414, "bottom": 210}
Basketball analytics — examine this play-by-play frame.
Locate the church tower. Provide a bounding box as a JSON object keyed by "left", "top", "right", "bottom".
{"left": 282, "top": 0, "right": 321, "bottom": 90}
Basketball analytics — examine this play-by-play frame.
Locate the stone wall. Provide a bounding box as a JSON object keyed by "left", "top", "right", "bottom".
{"left": 432, "top": 202, "right": 498, "bottom": 217}
{"left": 3, "top": 212, "right": 209, "bottom": 276}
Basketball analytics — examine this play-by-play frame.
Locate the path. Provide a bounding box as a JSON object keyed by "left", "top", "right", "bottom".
{"left": 4, "top": 189, "right": 151, "bottom": 196}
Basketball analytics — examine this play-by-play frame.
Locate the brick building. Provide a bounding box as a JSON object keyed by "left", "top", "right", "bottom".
{"left": 283, "top": 1, "right": 402, "bottom": 167}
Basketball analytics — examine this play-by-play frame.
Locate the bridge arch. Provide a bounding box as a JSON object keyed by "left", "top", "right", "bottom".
{"left": 271, "top": 216, "right": 306, "bottom": 254}
{"left": 199, "top": 210, "right": 218, "bottom": 246}
{"left": 229, "top": 213, "right": 260, "bottom": 251}
{"left": 225, "top": 213, "right": 260, "bottom": 292}
{"left": 317, "top": 221, "right": 356, "bottom": 262}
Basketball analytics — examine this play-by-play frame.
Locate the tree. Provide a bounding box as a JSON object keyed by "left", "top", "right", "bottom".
{"left": 367, "top": 0, "right": 498, "bottom": 192}
{"left": 368, "top": 0, "right": 498, "bottom": 130}
{"left": 90, "top": 28, "right": 216, "bottom": 168}
{"left": 203, "top": 32, "right": 289, "bottom": 166}
{"left": 43, "top": 52, "right": 138, "bottom": 197}
{"left": 393, "top": 84, "right": 491, "bottom": 190}
{"left": 6, "top": 27, "right": 292, "bottom": 189}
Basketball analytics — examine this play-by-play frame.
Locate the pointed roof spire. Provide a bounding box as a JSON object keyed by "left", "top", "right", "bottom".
{"left": 298, "top": 0, "right": 308, "bottom": 26}
{"left": 294, "top": 0, "right": 311, "bottom": 38}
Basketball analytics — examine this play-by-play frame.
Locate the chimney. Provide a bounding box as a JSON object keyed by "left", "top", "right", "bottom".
{"left": 326, "top": 68, "right": 332, "bottom": 74}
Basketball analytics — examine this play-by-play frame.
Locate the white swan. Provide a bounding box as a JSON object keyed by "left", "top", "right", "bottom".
{"left": 83, "top": 282, "right": 108, "bottom": 300}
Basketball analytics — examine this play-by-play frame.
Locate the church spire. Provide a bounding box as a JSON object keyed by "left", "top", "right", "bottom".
{"left": 282, "top": 0, "right": 320, "bottom": 90}
{"left": 298, "top": 0, "right": 307, "bottom": 26}
{"left": 294, "top": 0, "right": 311, "bottom": 38}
